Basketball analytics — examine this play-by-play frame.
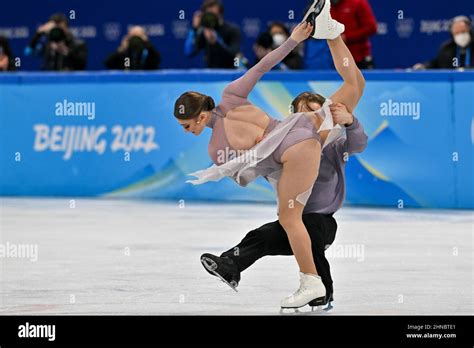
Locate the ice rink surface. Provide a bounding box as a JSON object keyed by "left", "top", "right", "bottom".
{"left": 0, "top": 198, "right": 472, "bottom": 315}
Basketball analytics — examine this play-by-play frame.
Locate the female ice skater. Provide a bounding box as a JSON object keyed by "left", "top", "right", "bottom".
{"left": 173, "top": 0, "right": 365, "bottom": 309}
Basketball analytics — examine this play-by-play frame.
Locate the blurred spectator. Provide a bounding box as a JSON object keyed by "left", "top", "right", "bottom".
{"left": 184, "top": 0, "right": 241, "bottom": 68}
{"left": 0, "top": 36, "right": 16, "bottom": 71}
{"left": 266, "top": 22, "right": 303, "bottom": 69}
{"left": 252, "top": 24, "right": 303, "bottom": 70}
{"left": 301, "top": 2, "right": 333, "bottom": 70}
{"left": 253, "top": 32, "right": 273, "bottom": 66}
{"left": 105, "top": 26, "right": 161, "bottom": 70}
{"left": 26, "top": 13, "right": 87, "bottom": 71}
{"left": 413, "top": 16, "right": 473, "bottom": 70}
{"left": 331, "top": 0, "right": 377, "bottom": 69}
{"left": 303, "top": 40, "right": 334, "bottom": 70}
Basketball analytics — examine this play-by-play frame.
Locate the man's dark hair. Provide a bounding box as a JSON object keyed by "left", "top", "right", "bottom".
{"left": 49, "top": 13, "right": 69, "bottom": 27}
{"left": 0, "top": 35, "right": 13, "bottom": 57}
{"left": 201, "top": 0, "right": 224, "bottom": 15}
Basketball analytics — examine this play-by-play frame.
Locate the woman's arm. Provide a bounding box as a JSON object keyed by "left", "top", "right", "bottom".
{"left": 328, "top": 36, "right": 365, "bottom": 113}
{"left": 223, "top": 22, "right": 313, "bottom": 100}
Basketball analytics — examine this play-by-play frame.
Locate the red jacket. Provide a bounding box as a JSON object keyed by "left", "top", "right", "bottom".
{"left": 331, "top": 0, "right": 377, "bottom": 63}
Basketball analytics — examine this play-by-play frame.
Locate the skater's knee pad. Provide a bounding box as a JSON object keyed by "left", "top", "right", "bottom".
{"left": 295, "top": 185, "right": 314, "bottom": 206}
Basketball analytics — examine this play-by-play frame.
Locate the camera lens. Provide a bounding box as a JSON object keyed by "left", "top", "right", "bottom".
{"left": 48, "top": 27, "right": 66, "bottom": 42}
{"left": 200, "top": 12, "right": 219, "bottom": 29}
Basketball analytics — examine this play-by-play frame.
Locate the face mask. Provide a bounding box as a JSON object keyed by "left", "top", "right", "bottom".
{"left": 454, "top": 32, "right": 471, "bottom": 47}
{"left": 272, "top": 34, "right": 287, "bottom": 47}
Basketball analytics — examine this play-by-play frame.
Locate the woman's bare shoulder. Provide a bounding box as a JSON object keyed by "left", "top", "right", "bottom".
{"left": 226, "top": 105, "right": 269, "bottom": 128}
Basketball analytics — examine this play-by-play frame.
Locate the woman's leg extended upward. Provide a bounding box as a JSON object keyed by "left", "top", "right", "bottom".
{"left": 327, "top": 36, "right": 365, "bottom": 113}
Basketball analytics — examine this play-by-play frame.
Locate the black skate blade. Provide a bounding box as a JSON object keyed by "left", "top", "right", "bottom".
{"left": 303, "top": 0, "right": 325, "bottom": 22}
{"left": 201, "top": 257, "right": 238, "bottom": 293}
{"left": 303, "top": 0, "right": 326, "bottom": 37}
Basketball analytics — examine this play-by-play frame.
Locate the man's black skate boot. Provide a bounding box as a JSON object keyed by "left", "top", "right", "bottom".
{"left": 200, "top": 253, "right": 241, "bottom": 292}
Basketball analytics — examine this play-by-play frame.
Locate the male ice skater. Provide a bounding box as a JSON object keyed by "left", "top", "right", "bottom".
{"left": 200, "top": 96, "right": 368, "bottom": 307}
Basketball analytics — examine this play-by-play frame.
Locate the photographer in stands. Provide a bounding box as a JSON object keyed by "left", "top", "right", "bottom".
{"left": 0, "top": 36, "right": 16, "bottom": 71}
{"left": 26, "top": 13, "right": 87, "bottom": 71}
{"left": 184, "top": 0, "right": 241, "bottom": 68}
{"left": 105, "top": 26, "right": 161, "bottom": 70}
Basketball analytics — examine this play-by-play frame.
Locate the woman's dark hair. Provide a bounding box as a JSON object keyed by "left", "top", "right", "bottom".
{"left": 174, "top": 91, "right": 215, "bottom": 120}
{"left": 268, "top": 21, "right": 291, "bottom": 37}
{"left": 256, "top": 32, "right": 274, "bottom": 49}
{"left": 291, "top": 92, "right": 326, "bottom": 113}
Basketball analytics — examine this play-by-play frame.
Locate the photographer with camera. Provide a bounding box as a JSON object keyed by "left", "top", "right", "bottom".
{"left": 105, "top": 26, "right": 161, "bottom": 70}
{"left": 184, "top": 0, "right": 241, "bottom": 69}
{"left": 26, "top": 13, "right": 87, "bottom": 71}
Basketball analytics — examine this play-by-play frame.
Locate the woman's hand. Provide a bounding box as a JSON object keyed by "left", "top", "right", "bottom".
{"left": 330, "top": 102, "right": 354, "bottom": 126}
{"left": 290, "top": 22, "right": 314, "bottom": 43}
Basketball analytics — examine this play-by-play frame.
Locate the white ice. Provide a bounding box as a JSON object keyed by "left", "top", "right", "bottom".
{"left": 0, "top": 198, "right": 472, "bottom": 315}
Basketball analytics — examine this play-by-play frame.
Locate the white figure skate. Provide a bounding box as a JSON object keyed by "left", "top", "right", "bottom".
{"left": 280, "top": 272, "right": 326, "bottom": 310}
{"left": 303, "top": 0, "right": 345, "bottom": 40}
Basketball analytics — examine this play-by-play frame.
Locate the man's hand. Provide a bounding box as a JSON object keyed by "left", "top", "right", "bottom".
{"left": 203, "top": 28, "right": 217, "bottom": 44}
{"left": 37, "top": 21, "right": 55, "bottom": 34}
{"left": 253, "top": 44, "right": 272, "bottom": 60}
{"left": 412, "top": 63, "right": 426, "bottom": 70}
{"left": 0, "top": 54, "right": 9, "bottom": 71}
{"left": 290, "top": 22, "right": 314, "bottom": 43}
{"left": 330, "top": 102, "right": 354, "bottom": 126}
{"left": 118, "top": 35, "right": 130, "bottom": 52}
{"left": 49, "top": 42, "right": 69, "bottom": 56}
{"left": 192, "top": 11, "right": 203, "bottom": 29}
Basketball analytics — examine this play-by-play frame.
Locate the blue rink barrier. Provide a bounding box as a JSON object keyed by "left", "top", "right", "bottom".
{"left": 0, "top": 70, "right": 473, "bottom": 209}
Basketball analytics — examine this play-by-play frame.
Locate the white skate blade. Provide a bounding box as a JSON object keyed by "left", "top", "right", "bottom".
{"left": 201, "top": 257, "right": 238, "bottom": 292}
{"left": 281, "top": 295, "right": 325, "bottom": 310}
{"left": 279, "top": 306, "right": 330, "bottom": 315}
